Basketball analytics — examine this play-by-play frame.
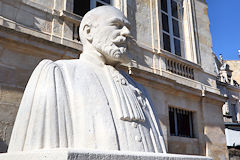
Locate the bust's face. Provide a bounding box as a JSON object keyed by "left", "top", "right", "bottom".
{"left": 91, "top": 12, "right": 131, "bottom": 65}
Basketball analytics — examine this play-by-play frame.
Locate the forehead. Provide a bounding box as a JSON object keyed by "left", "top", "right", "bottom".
{"left": 95, "top": 7, "right": 129, "bottom": 22}
{"left": 106, "top": 17, "right": 130, "bottom": 27}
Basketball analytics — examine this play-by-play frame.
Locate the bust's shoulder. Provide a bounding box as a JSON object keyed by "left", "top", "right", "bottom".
{"left": 36, "top": 59, "right": 95, "bottom": 76}
{"left": 54, "top": 59, "right": 81, "bottom": 66}
{"left": 38, "top": 59, "right": 85, "bottom": 68}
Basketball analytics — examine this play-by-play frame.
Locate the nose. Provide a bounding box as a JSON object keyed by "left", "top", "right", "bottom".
{"left": 120, "top": 26, "right": 130, "bottom": 37}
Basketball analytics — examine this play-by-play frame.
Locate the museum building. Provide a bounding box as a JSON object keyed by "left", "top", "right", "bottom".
{"left": 0, "top": 0, "right": 229, "bottom": 159}
{"left": 216, "top": 54, "right": 240, "bottom": 159}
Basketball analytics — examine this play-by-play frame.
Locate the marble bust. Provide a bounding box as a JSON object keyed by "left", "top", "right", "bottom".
{"left": 8, "top": 6, "right": 166, "bottom": 153}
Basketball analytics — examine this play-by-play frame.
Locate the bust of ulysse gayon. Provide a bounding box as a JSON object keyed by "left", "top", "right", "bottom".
{"left": 8, "top": 6, "right": 166, "bottom": 153}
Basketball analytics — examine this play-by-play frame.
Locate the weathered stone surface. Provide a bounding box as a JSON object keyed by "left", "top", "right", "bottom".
{"left": 30, "top": 0, "right": 54, "bottom": 10}
{"left": 195, "top": 1, "right": 216, "bottom": 77}
{"left": 0, "top": 85, "right": 23, "bottom": 148}
{"left": 16, "top": 9, "right": 34, "bottom": 27}
{"left": 63, "top": 21, "right": 73, "bottom": 40}
{"left": 33, "top": 16, "right": 52, "bottom": 33}
{"left": 224, "top": 60, "right": 240, "bottom": 84}
{"left": 202, "top": 102, "right": 229, "bottom": 159}
{"left": 52, "top": 18, "right": 63, "bottom": 37}
{"left": 229, "top": 148, "right": 240, "bottom": 160}
{"left": 0, "top": 104, "right": 16, "bottom": 144}
{"left": 0, "top": 85, "right": 23, "bottom": 105}
{"left": 0, "top": 48, "right": 41, "bottom": 70}
{"left": 1, "top": 3, "right": 18, "bottom": 21}
{"left": 135, "top": 0, "right": 152, "bottom": 46}
{"left": 168, "top": 137, "right": 200, "bottom": 155}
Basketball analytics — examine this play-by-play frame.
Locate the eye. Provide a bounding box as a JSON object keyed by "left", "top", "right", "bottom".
{"left": 112, "top": 22, "right": 123, "bottom": 29}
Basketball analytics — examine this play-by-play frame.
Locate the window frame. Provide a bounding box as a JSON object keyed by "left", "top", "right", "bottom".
{"left": 169, "top": 107, "right": 194, "bottom": 138}
{"left": 231, "top": 103, "right": 238, "bottom": 122}
{"left": 90, "top": 0, "right": 111, "bottom": 9}
{"left": 160, "top": 0, "right": 185, "bottom": 57}
{"left": 71, "top": 0, "right": 112, "bottom": 17}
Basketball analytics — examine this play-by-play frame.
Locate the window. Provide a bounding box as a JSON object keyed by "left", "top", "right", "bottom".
{"left": 169, "top": 107, "right": 194, "bottom": 138}
{"left": 73, "top": 0, "right": 111, "bottom": 16}
{"left": 231, "top": 104, "right": 238, "bottom": 122}
{"left": 72, "top": 0, "right": 111, "bottom": 40}
{"left": 161, "top": 0, "right": 184, "bottom": 56}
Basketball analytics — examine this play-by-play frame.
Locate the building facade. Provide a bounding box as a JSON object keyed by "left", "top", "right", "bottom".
{"left": 217, "top": 58, "right": 240, "bottom": 159}
{"left": 0, "top": 0, "right": 229, "bottom": 159}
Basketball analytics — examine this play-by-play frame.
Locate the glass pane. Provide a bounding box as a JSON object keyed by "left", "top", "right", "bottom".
{"left": 190, "top": 112, "right": 194, "bottom": 137}
{"left": 169, "top": 109, "right": 176, "bottom": 135}
{"left": 177, "top": 111, "right": 190, "bottom": 137}
{"left": 102, "top": 0, "right": 110, "bottom": 4}
{"left": 176, "top": 112, "right": 181, "bottom": 136}
{"left": 174, "top": 38, "right": 181, "bottom": 56}
{"left": 172, "top": 19, "right": 180, "bottom": 37}
{"left": 162, "top": 13, "right": 169, "bottom": 33}
{"left": 73, "top": 0, "right": 90, "bottom": 16}
{"left": 161, "top": 0, "right": 168, "bottom": 12}
{"left": 163, "top": 33, "right": 171, "bottom": 52}
{"left": 232, "top": 104, "right": 237, "bottom": 121}
{"left": 171, "top": 0, "right": 179, "bottom": 19}
{"left": 96, "top": 2, "right": 104, "bottom": 7}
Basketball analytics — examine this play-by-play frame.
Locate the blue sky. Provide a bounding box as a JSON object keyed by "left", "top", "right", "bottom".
{"left": 206, "top": 0, "right": 240, "bottom": 60}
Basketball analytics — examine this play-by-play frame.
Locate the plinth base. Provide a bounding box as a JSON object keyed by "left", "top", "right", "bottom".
{"left": 0, "top": 149, "right": 212, "bottom": 160}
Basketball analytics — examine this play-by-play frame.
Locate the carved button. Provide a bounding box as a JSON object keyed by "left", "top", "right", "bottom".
{"left": 121, "top": 78, "right": 126, "bottom": 85}
{"left": 132, "top": 122, "right": 137, "bottom": 128}
{"left": 135, "top": 135, "right": 142, "bottom": 142}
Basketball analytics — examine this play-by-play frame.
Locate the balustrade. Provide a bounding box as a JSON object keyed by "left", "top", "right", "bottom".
{"left": 165, "top": 58, "right": 194, "bottom": 79}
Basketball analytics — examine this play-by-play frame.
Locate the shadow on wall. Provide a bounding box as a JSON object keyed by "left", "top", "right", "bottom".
{"left": 126, "top": 0, "right": 161, "bottom": 73}
{"left": 9, "top": 2, "right": 54, "bottom": 34}
{"left": 126, "top": 0, "right": 153, "bottom": 70}
{"left": 127, "top": 0, "right": 137, "bottom": 40}
{"left": 202, "top": 122, "right": 227, "bottom": 157}
{"left": 0, "top": 139, "right": 8, "bottom": 153}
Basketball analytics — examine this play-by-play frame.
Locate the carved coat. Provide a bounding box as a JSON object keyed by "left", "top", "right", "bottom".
{"left": 8, "top": 55, "right": 166, "bottom": 153}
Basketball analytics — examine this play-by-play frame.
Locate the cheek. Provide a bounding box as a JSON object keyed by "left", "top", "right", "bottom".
{"left": 100, "top": 28, "right": 119, "bottom": 41}
{"left": 111, "top": 30, "right": 120, "bottom": 38}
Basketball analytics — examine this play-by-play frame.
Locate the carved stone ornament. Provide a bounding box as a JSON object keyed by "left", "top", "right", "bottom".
{"left": 8, "top": 6, "right": 166, "bottom": 153}
{"left": 219, "top": 63, "right": 239, "bottom": 87}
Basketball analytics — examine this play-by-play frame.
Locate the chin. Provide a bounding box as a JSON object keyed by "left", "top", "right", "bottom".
{"left": 113, "top": 52, "right": 130, "bottom": 64}
{"left": 98, "top": 44, "right": 130, "bottom": 64}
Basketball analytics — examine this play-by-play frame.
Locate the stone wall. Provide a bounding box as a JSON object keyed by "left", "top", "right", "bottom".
{"left": 202, "top": 99, "right": 229, "bottom": 159}
{"left": 225, "top": 60, "right": 240, "bottom": 84}
{"left": 0, "top": 85, "right": 22, "bottom": 153}
{"left": 0, "top": 24, "right": 79, "bottom": 152}
{"left": 194, "top": 1, "right": 218, "bottom": 88}
{"left": 229, "top": 148, "right": 240, "bottom": 160}
{"left": 131, "top": 66, "right": 228, "bottom": 159}
{"left": 0, "top": 0, "right": 229, "bottom": 159}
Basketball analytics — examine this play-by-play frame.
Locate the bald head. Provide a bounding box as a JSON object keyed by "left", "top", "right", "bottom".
{"left": 79, "top": 6, "right": 131, "bottom": 65}
{"left": 79, "top": 6, "right": 129, "bottom": 45}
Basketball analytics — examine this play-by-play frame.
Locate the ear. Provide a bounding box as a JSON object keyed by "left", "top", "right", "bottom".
{"left": 83, "top": 24, "right": 93, "bottom": 42}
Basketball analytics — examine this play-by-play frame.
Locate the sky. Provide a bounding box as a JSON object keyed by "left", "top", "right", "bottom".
{"left": 206, "top": 0, "right": 240, "bottom": 60}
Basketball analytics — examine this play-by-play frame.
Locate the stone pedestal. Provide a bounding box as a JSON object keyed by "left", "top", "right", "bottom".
{"left": 0, "top": 149, "right": 212, "bottom": 160}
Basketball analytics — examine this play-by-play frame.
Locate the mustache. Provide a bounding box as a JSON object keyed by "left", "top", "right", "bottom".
{"left": 112, "top": 36, "right": 127, "bottom": 44}
{"left": 111, "top": 34, "right": 134, "bottom": 43}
